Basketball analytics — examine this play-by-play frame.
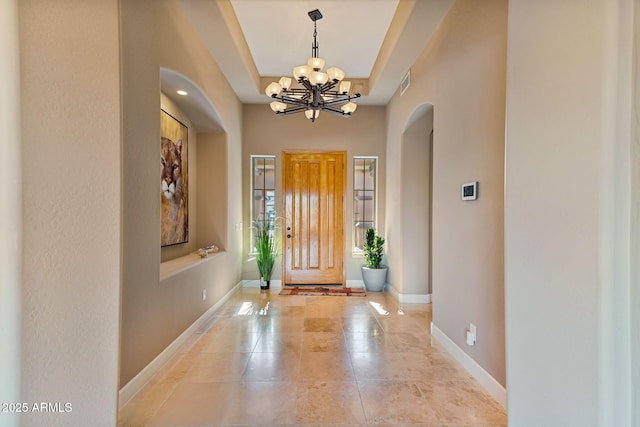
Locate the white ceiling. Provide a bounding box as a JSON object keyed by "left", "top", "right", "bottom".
{"left": 230, "top": 0, "right": 399, "bottom": 79}
{"left": 173, "top": 0, "right": 455, "bottom": 121}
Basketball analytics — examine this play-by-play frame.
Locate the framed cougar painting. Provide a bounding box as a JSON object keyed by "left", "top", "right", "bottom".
{"left": 160, "top": 109, "right": 188, "bottom": 246}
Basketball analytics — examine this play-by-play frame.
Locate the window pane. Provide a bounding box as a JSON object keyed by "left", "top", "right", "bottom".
{"left": 252, "top": 156, "right": 276, "bottom": 253}
{"left": 353, "top": 157, "right": 377, "bottom": 254}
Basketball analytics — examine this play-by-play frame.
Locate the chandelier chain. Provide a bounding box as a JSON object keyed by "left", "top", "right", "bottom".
{"left": 312, "top": 21, "right": 319, "bottom": 59}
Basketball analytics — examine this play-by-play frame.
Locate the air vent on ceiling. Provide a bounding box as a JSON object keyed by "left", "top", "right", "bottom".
{"left": 400, "top": 69, "right": 410, "bottom": 96}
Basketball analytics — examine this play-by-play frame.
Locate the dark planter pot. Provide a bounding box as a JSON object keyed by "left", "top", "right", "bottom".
{"left": 361, "top": 266, "right": 388, "bottom": 292}
{"left": 260, "top": 279, "right": 270, "bottom": 290}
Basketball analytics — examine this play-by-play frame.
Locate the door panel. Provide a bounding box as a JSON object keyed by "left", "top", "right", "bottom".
{"left": 283, "top": 151, "right": 345, "bottom": 285}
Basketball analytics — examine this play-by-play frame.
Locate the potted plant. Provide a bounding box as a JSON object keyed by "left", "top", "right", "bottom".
{"left": 361, "top": 228, "right": 387, "bottom": 291}
{"left": 255, "top": 220, "right": 276, "bottom": 290}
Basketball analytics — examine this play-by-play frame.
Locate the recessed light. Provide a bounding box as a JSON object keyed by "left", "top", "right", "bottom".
{"left": 176, "top": 90, "right": 188, "bottom": 96}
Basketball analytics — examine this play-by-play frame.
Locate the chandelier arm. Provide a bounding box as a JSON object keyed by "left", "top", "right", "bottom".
{"left": 281, "top": 91, "right": 312, "bottom": 102}
{"left": 320, "top": 80, "right": 339, "bottom": 92}
{"left": 276, "top": 107, "right": 309, "bottom": 115}
{"left": 282, "top": 88, "right": 311, "bottom": 94}
{"left": 298, "top": 79, "right": 314, "bottom": 91}
{"left": 320, "top": 91, "right": 361, "bottom": 100}
{"left": 275, "top": 97, "right": 310, "bottom": 108}
{"left": 320, "top": 97, "right": 353, "bottom": 106}
{"left": 273, "top": 90, "right": 313, "bottom": 103}
{"left": 321, "top": 107, "right": 352, "bottom": 117}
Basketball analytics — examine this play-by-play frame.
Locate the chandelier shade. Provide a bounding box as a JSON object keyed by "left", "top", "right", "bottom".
{"left": 264, "top": 9, "right": 361, "bottom": 122}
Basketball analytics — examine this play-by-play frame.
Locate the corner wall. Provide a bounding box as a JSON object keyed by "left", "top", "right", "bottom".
{"left": 0, "top": 1, "right": 21, "bottom": 426}
{"left": 18, "top": 0, "right": 122, "bottom": 425}
{"left": 505, "top": 0, "right": 634, "bottom": 425}
{"left": 631, "top": 1, "right": 640, "bottom": 422}
{"left": 120, "top": 0, "right": 243, "bottom": 387}
{"left": 386, "top": 0, "right": 507, "bottom": 385}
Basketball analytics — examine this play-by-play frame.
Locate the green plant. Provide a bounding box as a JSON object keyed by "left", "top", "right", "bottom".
{"left": 363, "top": 228, "right": 385, "bottom": 269}
{"left": 254, "top": 220, "right": 276, "bottom": 282}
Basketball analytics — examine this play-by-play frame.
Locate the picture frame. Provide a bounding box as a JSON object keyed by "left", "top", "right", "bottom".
{"left": 462, "top": 181, "right": 478, "bottom": 201}
{"left": 160, "top": 109, "right": 188, "bottom": 246}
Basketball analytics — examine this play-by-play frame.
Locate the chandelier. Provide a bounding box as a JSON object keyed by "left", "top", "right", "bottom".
{"left": 264, "top": 9, "right": 360, "bottom": 122}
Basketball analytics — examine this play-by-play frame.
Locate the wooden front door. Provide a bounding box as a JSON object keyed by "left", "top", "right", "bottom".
{"left": 283, "top": 151, "right": 345, "bottom": 285}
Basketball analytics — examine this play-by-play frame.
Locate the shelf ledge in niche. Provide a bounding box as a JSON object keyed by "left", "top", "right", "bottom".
{"left": 160, "top": 250, "right": 224, "bottom": 282}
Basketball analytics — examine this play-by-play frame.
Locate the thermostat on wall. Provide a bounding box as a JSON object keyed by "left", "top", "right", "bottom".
{"left": 462, "top": 181, "right": 478, "bottom": 200}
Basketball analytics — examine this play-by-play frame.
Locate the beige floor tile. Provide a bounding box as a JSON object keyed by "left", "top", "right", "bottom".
{"left": 377, "top": 316, "right": 429, "bottom": 334}
{"left": 296, "top": 381, "right": 367, "bottom": 425}
{"left": 117, "top": 379, "right": 176, "bottom": 427}
{"left": 269, "top": 305, "right": 306, "bottom": 318}
{"left": 303, "top": 317, "right": 342, "bottom": 332}
{"left": 302, "top": 331, "right": 346, "bottom": 352}
{"left": 242, "top": 351, "right": 301, "bottom": 381}
{"left": 341, "top": 314, "right": 385, "bottom": 334}
{"left": 182, "top": 352, "right": 251, "bottom": 382}
{"left": 199, "top": 330, "right": 261, "bottom": 353}
{"left": 299, "top": 351, "right": 354, "bottom": 380}
{"left": 418, "top": 380, "right": 507, "bottom": 425}
{"left": 358, "top": 380, "right": 440, "bottom": 425}
{"left": 259, "top": 316, "right": 305, "bottom": 333}
{"left": 253, "top": 332, "right": 303, "bottom": 353}
{"left": 344, "top": 331, "right": 397, "bottom": 352}
{"left": 351, "top": 351, "right": 411, "bottom": 380}
{"left": 403, "top": 353, "right": 472, "bottom": 382}
{"left": 220, "top": 381, "right": 298, "bottom": 425}
{"left": 145, "top": 382, "right": 231, "bottom": 426}
{"left": 391, "top": 330, "right": 434, "bottom": 352}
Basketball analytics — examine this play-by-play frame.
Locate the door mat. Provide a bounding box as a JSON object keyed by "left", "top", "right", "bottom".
{"left": 279, "top": 286, "right": 366, "bottom": 297}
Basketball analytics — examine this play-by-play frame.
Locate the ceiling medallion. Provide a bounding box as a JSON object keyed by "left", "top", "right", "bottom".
{"left": 264, "top": 9, "right": 360, "bottom": 122}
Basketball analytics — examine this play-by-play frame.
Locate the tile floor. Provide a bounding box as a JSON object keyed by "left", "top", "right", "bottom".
{"left": 118, "top": 286, "right": 507, "bottom": 427}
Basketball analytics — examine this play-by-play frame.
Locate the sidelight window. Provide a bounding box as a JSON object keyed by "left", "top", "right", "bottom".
{"left": 251, "top": 155, "right": 276, "bottom": 253}
{"left": 353, "top": 157, "right": 377, "bottom": 255}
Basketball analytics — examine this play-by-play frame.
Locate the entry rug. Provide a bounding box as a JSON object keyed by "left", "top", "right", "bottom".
{"left": 279, "top": 285, "right": 366, "bottom": 297}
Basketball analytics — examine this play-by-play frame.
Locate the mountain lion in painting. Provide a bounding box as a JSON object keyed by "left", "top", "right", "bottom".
{"left": 161, "top": 136, "right": 186, "bottom": 245}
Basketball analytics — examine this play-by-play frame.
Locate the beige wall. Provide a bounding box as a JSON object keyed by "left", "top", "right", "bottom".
{"left": 120, "top": 0, "right": 243, "bottom": 386}
{"left": 18, "top": 0, "right": 122, "bottom": 425}
{"left": 241, "top": 104, "right": 387, "bottom": 282}
{"left": 505, "top": 0, "right": 635, "bottom": 425}
{"left": 386, "top": 0, "right": 507, "bottom": 385}
{"left": 633, "top": 1, "right": 640, "bottom": 422}
{"left": 1, "top": 1, "right": 21, "bottom": 425}
{"left": 629, "top": 1, "right": 640, "bottom": 425}
{"left": 196, "top": 132, "right": 228, "bottom": 251}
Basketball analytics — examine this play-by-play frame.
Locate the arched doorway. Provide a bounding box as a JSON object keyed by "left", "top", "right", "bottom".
{"left": 400, "top": 104, "right": 434, "bottom": 299}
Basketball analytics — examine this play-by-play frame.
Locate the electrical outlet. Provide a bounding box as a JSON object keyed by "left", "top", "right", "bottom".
{"left": 466, "top": 323, "right": 477, "bottom": 346}
{"left": 202, "top": 289, "right": 207, "bottom": 301}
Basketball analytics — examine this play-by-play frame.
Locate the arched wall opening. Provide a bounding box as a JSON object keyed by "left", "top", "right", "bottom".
{"left": 399, "top": 103, "right": 434, "bottom": 297}
{"left": 159, "top": 68, "right": 228, "bottom": 262}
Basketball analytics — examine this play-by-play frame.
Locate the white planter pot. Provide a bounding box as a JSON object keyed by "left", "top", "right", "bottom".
{"left": 361, "top": 266, "right": 388, "bottom": 292}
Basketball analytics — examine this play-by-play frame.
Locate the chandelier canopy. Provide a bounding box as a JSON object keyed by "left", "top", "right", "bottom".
{"left": 264, "top": 9, "right": 361, "bottom": 122}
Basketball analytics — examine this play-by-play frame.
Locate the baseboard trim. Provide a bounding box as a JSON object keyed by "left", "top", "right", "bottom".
{"left": 242, "top": 279, "right": 282, "bottom": 288}
{"left": 118, "top": 281, "right": 243, "bottom": 408}
{"left": 387, "top": 283, "right": 432, "bottom": 303}
{"left": 346, "top": 279, "right": 365, "bottom": 288}
{"left": 431, "top": 322, "right": 507, "bottom": 408}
